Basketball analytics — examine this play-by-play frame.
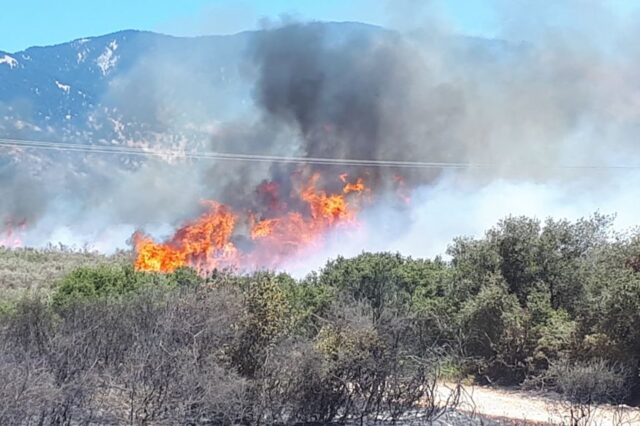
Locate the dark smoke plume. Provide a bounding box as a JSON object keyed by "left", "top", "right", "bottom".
{"left": 209, "top": 21, "right": 459, "bottom": 205}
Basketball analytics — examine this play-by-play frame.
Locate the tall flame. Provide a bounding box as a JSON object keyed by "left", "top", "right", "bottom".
{"left": 133, "top": 202, "right": 237, "bottom": 272}
{"left": 133, "top": 173, "right": 368, "bottom": 274}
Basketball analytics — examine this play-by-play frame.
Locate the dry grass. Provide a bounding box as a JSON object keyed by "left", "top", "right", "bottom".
{"left": 0, "top": 245, "right": 131, "bottom": 299}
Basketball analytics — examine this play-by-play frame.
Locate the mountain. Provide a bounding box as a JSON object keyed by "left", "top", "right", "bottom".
{"left": 0, "top": 29, "right": 249, "bottom": 141}
{"left": 0, "top": 22, "right": 523, "bottom": 182}
{"left": 0, "top": 23, "right": 394, "bottom": 142}
{"left": 0, "top": 22, "right": 519, "bottom": 142}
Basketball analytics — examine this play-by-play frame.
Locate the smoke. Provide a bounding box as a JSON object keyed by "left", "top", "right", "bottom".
{"left": 247, "top": 22, "right": 457, "bottom": 185}
{"left": 0, "top": 162, "right": 48, "bottom": 226}
{"left": 4, "top": 1, "right": 640, "bottom": 271}
{"left": 243, "top": 13, "right": 640, "bottom": 186}
{"left": 223, "top": 10, "right": 640, "bottom": 270}
{"left": 287, "top": 170, "right": 640, "bottom": 276}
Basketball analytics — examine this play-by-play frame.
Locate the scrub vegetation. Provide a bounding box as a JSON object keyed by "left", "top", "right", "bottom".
{"left": 1, "top": 214, "right": 639, "bottom": 425}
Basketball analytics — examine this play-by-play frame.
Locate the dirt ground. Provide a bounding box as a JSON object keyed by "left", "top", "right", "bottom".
{"left": 437, "top": 383, "right": 640, "bottom": 425}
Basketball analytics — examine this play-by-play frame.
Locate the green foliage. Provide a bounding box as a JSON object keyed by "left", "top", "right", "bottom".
{"left": 229, "top": 272, "right": 295, "bottom": 377}
{"left": 0, "top": 245, "right": 130, "bottom": 299}
{"left": 319, "top": 252, "right": 449, "bottom": 322}
{"left": 522, "top": 287, "right": 577, "bottom": 372}
{"left": 51, "top": 264, "right": 202, "bottom": 307}
{"left": 169, "top": 266, "right": 204, "bottom": 288}
{"left": 592, "top": 272, "right": 640, "bottom": 357}
{"left": 281, "top": 275, "right": 336, "bottom": 335}
{"left": 2, "top": 212, "right": 640, "bottom": 421}
{"left": 444, "top": 213, "right": 640, "bottom": 387}
{"left": 458, "top": 281, "right": 531, "bottom": 382}
{"left": 449, "top": 215, "right": 612, "bottom": 310}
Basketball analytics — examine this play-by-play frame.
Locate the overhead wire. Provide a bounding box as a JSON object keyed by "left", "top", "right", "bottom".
{"left": 1, "top": 136, "right": 640, "bottom": 170}
{"left": 0, "top": 137, "right": 483, "bottom": 169}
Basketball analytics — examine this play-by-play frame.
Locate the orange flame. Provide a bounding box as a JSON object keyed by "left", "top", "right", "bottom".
{"left": 133, "top": 202, "right": 237, "bottom": 272}
{"left": 133, "top": 173, "right": 368, "bottom": 274}
{"left": 340, "top": 173, "right": 366, "bottom": 194}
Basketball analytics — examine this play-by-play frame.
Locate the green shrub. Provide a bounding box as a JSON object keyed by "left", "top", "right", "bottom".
{"left": 3, "top": 213, "right": 640, "bottom": 422}
{"left": 230, "top": 272, "right": 294, "bottom": 377}
{"left": 51, "top": 264, "right": 201, "bottom": 307}
{"left": 319, "top": 252, "right": 449, "bottom": 323}
{"left": 0, "top": 246, "right": 130, "bottom": 296}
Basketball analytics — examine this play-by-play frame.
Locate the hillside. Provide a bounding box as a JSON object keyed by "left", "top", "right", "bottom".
{"left": 0, "top": 23, "right": 517, "bottom": 156}
{"left": 0, "top": 23, "right": 389, "bottom": 141}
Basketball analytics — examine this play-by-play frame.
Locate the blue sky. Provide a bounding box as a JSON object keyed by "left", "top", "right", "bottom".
{"left": 1, "top": 1, "right": 637, "bottom": 53}
{"left": 0, "top": 0, "right": 500, "bottom": 52}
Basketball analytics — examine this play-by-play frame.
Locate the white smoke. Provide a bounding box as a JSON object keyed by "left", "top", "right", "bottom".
{"left": 286, "top": 169, "right": 640, "bottom": 277}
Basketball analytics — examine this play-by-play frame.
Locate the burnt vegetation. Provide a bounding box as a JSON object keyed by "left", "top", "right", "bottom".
{"left": 1, "top": 214, "right": 640, "bottom": 424}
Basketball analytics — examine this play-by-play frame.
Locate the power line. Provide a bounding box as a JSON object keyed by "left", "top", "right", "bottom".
{"left": 0, "top": 137, "right": 482, "bottom": 169}
{"left": 1, "top": 136, "right": 640, "bottom": 170}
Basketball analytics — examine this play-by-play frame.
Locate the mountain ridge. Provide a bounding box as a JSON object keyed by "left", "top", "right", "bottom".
{"left": 0, "top": 22, "right": 393, "bottom": 132}
{"left": 0, "top": 21, "right": 521, "bottom": 180}
{"left": 4, "top": 21, "right": 388, "bottom": 54}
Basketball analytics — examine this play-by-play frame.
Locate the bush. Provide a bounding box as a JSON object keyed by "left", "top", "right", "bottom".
{"left": 548, "top": 359, "right": 631, "bottom": 405}
{"left": 0, "top": 246, "right": 129, "bottom": 298}
{"left": 546, "top": 359, "right": 632, "bottom": 426}
{"left": 3, "top": 214, "right": 640, "bottom": 422}
{"left": 318, "top": 252, "right": 448, "bottom": 323}
{"left": 229, "top": 272, "right": 294, "bottom": 377}
{"left": 51, "top": 264, "right": 202, "bottom": 306}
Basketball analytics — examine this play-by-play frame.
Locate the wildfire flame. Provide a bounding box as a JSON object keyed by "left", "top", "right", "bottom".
{"left": 0, "top": 219, "right": 27, "bottom": 248}
{"left": 133, "top": 173, "right": 368, "bottom": 274}
{"left": 340, "top": 173, "right": 366, "bottom": 194}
